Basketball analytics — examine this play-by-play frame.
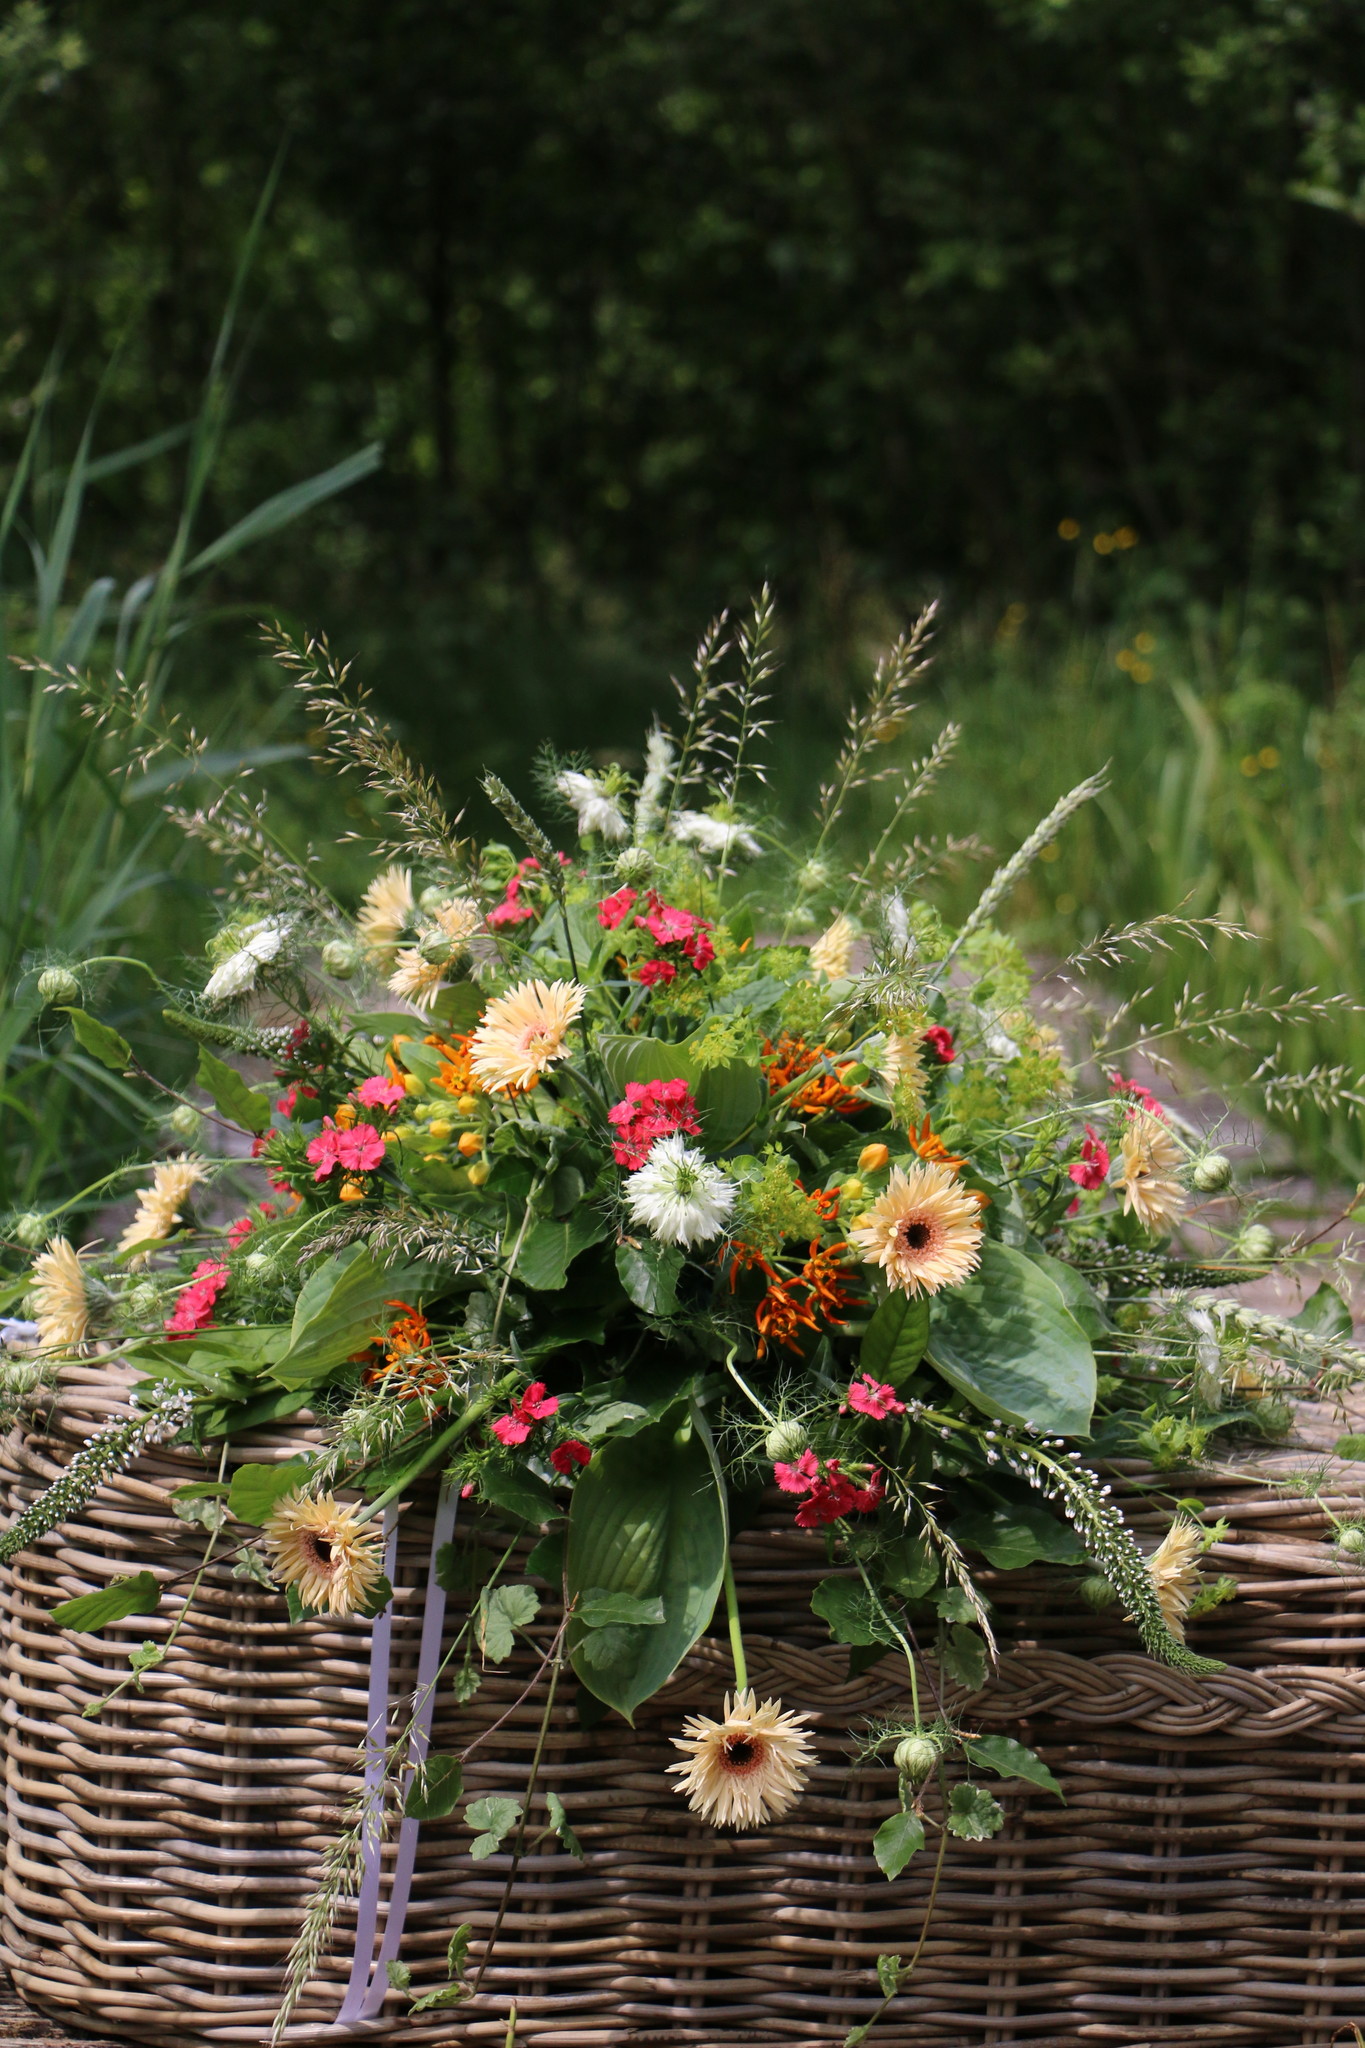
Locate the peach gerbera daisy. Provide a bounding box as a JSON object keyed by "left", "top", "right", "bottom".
{"left": 387, "top": 948, "right": 445, "bottom": 1012}
{"left": 30, "top": 1238, "right": 93, "bottom": 1355}
{"left": 469, "top": 977, "right": 585, "bottom": 1094}
{"left": 262, "top": 1491, "right": 386, "bottom": 1618}
{"left": 1119, "top": 1110, "right": 1186, "bottom": 1235}
{"left": 356, "top": 864, "right": 415, "bottom": 964}
{"left": 668, "top": 1689, "right": 816, "bottom": 1829}
{"left": 116, "top": 1156, "right": 207, "bottom": 1263}
{"left": 848, "top": 1159, "right": 983, "bottom": 1296}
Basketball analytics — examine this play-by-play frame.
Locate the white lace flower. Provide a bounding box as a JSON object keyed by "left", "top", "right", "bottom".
{"left": 203, "top": 920, "right": 289, "bottom": 1005}
{"left": 625, "top": 1134, "right": 735, "bottom": 1249}
{"left": 670, "top": 810, "right": 761, "bottom": 860}
{"left": 557, "top": 770, "right": 629, "bottom": 841}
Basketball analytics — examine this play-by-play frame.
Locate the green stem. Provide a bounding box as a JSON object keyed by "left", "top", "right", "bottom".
{"left": 722, "top": 1552, "right": 749, "bottom": 1694}
{"left": 722, "top": 1348, "right": 777, "bottom": 1427}
{"left": 356, "top": 1386, "right": 510, "bottom": 1524}
{"left": 76, "top": 954, "right": 166, "bottom": 988}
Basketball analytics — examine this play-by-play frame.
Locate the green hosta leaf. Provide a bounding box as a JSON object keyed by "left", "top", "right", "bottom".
{"left": 946, "top": 1783, "right": 1005, "bottom": 1840}
{"left": 195, "top": 1046, "right": 272, "bottom": 1133}
{"left": 273, "top": 1243, "right": 424, "bottom": 1384}
{"left": 431, "top": 982, "right": 483, "bottom": 1031}
{"left": 691, "top": 1058, "right": 766, "bottom": 1148}
{"left": 479, "top": 1463, "right": 557, "bottom": 1526}
{"left": 599, "top": 1035, "right": 698, "bottom": 1093}
{"left": 860, "top": 1292, "right": 930, "bottom": 1388}
{"left": 927, "top": 1239, "right": 1096, "bottom": 1435}
{"left": 467, "top": 1794, "right": 521, "bottom": 1859}
{"left": 1022, "top": 1246, "right": 1110, "bottom": 1342}
{"left": 52, "top": 1571, "right": 161, "bottom": 1633}
{"left": 545, "top": 1790, "right": 585, "bottom": 1861}
{"left": 961, "top": 1736, "right": 1064, "bottom": 1800}
{"left": 578, "top": 1589, "right": 667, "bottom": 1628}
{"left": 951, "top": 1501, "right": 1085, "bottom": 1570}
{"left": 515, "top": 1210, "right": 610, "bottom": 1291}
{"left": 404, "top": 1755, "right": 464, "bottom": 1819}
{"left": 615, "top": 1239, "right": 683, "bottom": 1317}
{"left": 478, "top": 1583, "right": 540, "bottom": 1663}
{"left": 940, "top": 1624, "right": 987, "bottom": 1692}
{"left": 1297, "top": 1282, "right": 1353, "bottom": 1338}
{"left": 872, "top": 1809, "right": 925, "bottom": 1880}
{"left": 60, "top": 1007, "right": 132, "bottom": 1071}
{"left": 811, "top": 1576, "right": 896, "bottom": 1647}
{"left": 524, "top": 1532, "right": 565, "bottom": 1583}
{"left": 226, "top": 1458, "right": 311, "bottom": 1526}
{"left": 564, "top": 1407, "right": 727, "bottom": 1723}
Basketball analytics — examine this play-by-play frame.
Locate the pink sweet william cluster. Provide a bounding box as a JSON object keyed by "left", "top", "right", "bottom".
{"left": 922, "top": 1025, "right": 956, "bottom": 1065}
{"left": 487, "top": 855, "right": 543, "bottom": 929}
{"left": 773, "top": 1449, "right": 884, "bottom": 1527}
{"left": 1068, "top": 1124, "right": 1110, "bottom": 1191}
{"left": 165, "top": 1260, "right": 229, "bottom": 1335}
{"left": 607, "top": 1078, "right": 702, "bottom": 1170}
{"left": 491, "top": 1381, "right": 559, "bottom": 1445}
{"left": 353, "top": 1075, "right": 407, "bottom": 1112}
{"left": 306, "top": 1118, "right": 387, "bottom": 1182}
{"left": 843, "top": 1373, "right": 905, "bottom": 1420}
{"left": 1112, "top": 1075, "right": 1164, "bottom": 1118}
{"left": 596, "top": 886, "right": 716, "bottom": 983}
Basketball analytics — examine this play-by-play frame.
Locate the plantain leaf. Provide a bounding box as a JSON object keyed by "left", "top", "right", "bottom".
{"left": 860, "top": 1291, "right": 930, "bottom": 1387}
{"left": 52, "top": 1571, "right": 161, "bottom": 1632}
{"left": 226, "top": 1458, "right": 311, "bottom": 1525}
{"left": 873, "top": 1809, "right": 925, "bottom": 1879}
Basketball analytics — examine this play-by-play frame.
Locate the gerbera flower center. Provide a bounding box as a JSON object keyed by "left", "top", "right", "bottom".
{"left": 722, "top": 1734, "right": 764, "bottom": 1771}
{"left": 898, "top": 1219, "right": 933, "bottom": 1250}
{"left": 306, "top": 1534, "right": 334, "bottom": 1568}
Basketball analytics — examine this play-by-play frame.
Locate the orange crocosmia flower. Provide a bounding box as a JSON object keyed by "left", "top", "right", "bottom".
{"left": 762, "top": 1034, "right": 864, "bottom": 1118}
{"left": 384, "top": 1300, "right": 431, "bottom": 1361}
{"left": 725, "top": 1239, "right": 778, "bottom": 1292}
{"left": 424, "top": 1030, "right": 481, "bottom": 1097}
{"left": 800, "top": 1242, "right": 858, "bottom": 1323}
{"left": 755, "top": 1275, "right": 824, "bottom": 1359}
{"left": 906, "top": 1117, "right": 989, "bottom": 1207}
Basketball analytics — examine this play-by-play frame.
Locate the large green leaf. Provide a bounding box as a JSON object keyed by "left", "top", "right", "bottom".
{"left": 951, "top": 1500, "right": 1085, "bottom": 1569}
{"left": 860, "top": 1292, "right": 930, "bottom": 1387}
{"left": 691, "top": 1059, "right": 766, "bottom": 1149}
{"left": 52, "top": 1572, "right": 160, "bottom": 1633}
{"left": 615, "top": 1239, "right": 682, "bottom": 1316}
{"left": 272, "top": 1243, "right": 424, "bottom": 1386}
{"left": 515, "top": 1209, "right": 609, "bottom": 1290}
{"left": 60, "top": 1007, "right": 131, "bottom": 1072}
{"left": 564, "top": 1408, "right": 727, "bottom": 1722}
{"left": 599, "top": 1035, "right": 699, "bottom": 1093}
{"left": 226, "top": 1458, "right": 311, "bottom": 1525}
{"left": 927, "top": 1239, "right": 1096, "bottom": 1435}
{"left": 196, "top": 1046, "right": 271, "bottom": 1134}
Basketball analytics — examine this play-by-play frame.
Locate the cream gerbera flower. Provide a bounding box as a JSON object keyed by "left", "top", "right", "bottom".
{"left": 470, "top": 977, "right": 585, "bottom": 1093}
{"left": 1119, "top": 1110, "right": 1186, "bottom": 1234}
{"left": 387, "top": 948, "right": 445, "bottom": 1013}
{"left": 808, "top": 913, "right": 856, "bottom": 981}
{"left": 30, "top": 1238, "right": 93, "bottom": 1355}
{"left": 356, "top": 864, "right": 415, "bottom": 963}
{"left": 262, "top": 1490, "right": 386, "bottom": 1618}
{"left": 433, "top": 895, "right": 484, "bottom": 944}
{"left": 875, "top": 1032, "right": 927, "bottom": 1117}
{"left": 848, "top": 1160, "right": 983, "bottom": 1296}
{"left": 1147, "top": 1517, "right": 1204, "bottom": 1642}
{"left": 669, "top": 1689, "right": 816, "bottom": 1830}
{"left": 116, "top": 1156, "right": 207, "bottom": 1263}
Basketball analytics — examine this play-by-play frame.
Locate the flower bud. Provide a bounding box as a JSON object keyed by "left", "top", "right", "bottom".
{"left": 1191, "top": 1153, "right": 1232, "bottom": 1193}
{"left": 457, "top": 1130, "right": 483, "bottom": 1157}
{"left": 797, "top": 858, "right": 831, "bottom": 895}
{"left": 1078, "top": 1572, "right": 1119, "bottom": 1611}
{"left": 338, "top": 1178, "right": 366, "bottom": 1204}
{"left": 456, "top": 1093, "right": 480, "bottom": 1115}
{"left": 418, "top": 884, "right": 450, "bottom": 913}
{"left": 764, "top": 1419, "right": 808, "bottom": 1463}
{"left": 466, "top": 1160, "right": 492, "bottom": 1188}
{"left": 38, "top": 967, "right": 80, "bottom": 1006}
{"left": 0, "top": 1359, "right": 41, "bottom": 1398}
{"left": 1336, "top": 1525, "right": 1365, "bottom": 1557}
{"left": 893, "top": 1732, "right": 940, "bottom": 1782}
{"left": 1234, "top": 1224, "right": 1277, "bottom": 1268}
{"left": 168, "top": 1103, "right": 202, "bottom": 1142}
{"left": 428, "top": 1119, "right": 453, "bottom": 1142}
{"left": 13, "top": 1212, "right": 49, "bottom": 1249}
{"left": 841, "top": 1177, "right": 866, "bottom": 1203}
{"left": 858, "top": 1143, "right": 891, "bottom": 1174}
{"left": 321, "top": 939, "right": 360, "bottom": 979}
{"left": 243, "top": 1251, "right": 275, "bottom": 1278}
{"left": 123, "top": 1281, "right": 161, "bottom": 1322}
{"left": 614, "top": 845, "right": 654, "bottom": 885}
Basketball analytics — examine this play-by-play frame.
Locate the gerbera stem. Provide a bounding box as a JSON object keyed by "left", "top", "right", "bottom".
{"left": 722, "top": 1552, "right": 749, "bottom": 1694}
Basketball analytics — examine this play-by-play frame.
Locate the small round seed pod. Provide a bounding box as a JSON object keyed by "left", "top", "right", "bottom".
{"left": 1191, "top": 1153, "right": 1233, "bottom": 1193}
{"left": 1234, "top": 1223, "right": 1277, "bottom": 1268}
{"left": 321, "top": 939, "right": 360, "bottom": 979}
{"left": 13, "top": 1212, "right": 50, "bottom": 1249}
{"left": 1335, "top": 1525, "right": 1365, "bottom": 1558}
{"left": 764, "top": 1419, "right": 809, "bottom": 1464}
{"left": 1079, "top": 1572, "right": 1119, "bottom": 1611}
{"left": 167, "top": 1103, "right": 202, "bottom": 1142}
{"left": 893, "top": 1732, "right": 941, "bottom": 1783}
{"left": 37, "top": 967, "right": 80, "bottom": 1006}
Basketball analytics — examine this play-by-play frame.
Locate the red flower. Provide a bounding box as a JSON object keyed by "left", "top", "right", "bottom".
{"left": 923, "top": 1025, "right": 956, "bottom": 1064}
{"left": 550, "top": 1438, "right": 592, "bottom": 1475}
{"left": 306, "top": 1118, "right": 386, "bottom": 1181}
{"left": 491, "top": 1381, "right": 560, "bottom": 1446}
{"left": 165, "top": 1259, "right": 229, "bottom": 1335}
{"left": 683, "top": 928, "right": 716, "bottom": 971}
{"left": 1112, "top": 1075, "right": 1164, "bottom": 1118}
{"left": 354, "top": 1075, "right": 407, "bottom": 1112}
{"left": 637, "top": 897, "right": 699, "bottom": 946}
{"left": 1068, "top": 1123, "right": 1111, "bottom": 1191}
{"left": 634, "top": 958, "right": 678, "bottom": 987}
{"left": 597, "top": 885, "right": 638, "bottom": 930}
{"left": 607, "top": 1077, "right": 702, "bottom": 1169}
{"left": 845, "top": 1374, "right": 906, "bottom": 1420}
{"left": 227, "top": 1216, "right": 255, "bottom": 1250}
{"left": 773, "top": 1448, "right": 820, "bottom": 1494}
{"left": 774, "top": 1449, "right": 883, "bottom": 1525}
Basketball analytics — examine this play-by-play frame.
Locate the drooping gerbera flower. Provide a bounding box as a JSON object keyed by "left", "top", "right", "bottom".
{"left": 848, "top": 1160, "right": 983, "bottom": 1296}
{"left": 556, "top": 769, "right": 629, "bottom": 841}
{"left": 262, "top": 1490, "right": 386, "bottom": 1618}
{"left": 469, "top": 977, "right": 585, "bottom": 1094}
{"left": 388, "top": 947, "right": 445, "bottom": 1012}
{"left": 625, "top": 1134, "right": 736, "bottom": 1249}
{"left": 808, "top": 913, "right": 856, "bottom": 981}
{"left": 30, "top": 1238, "right": 93, "bottom": 1355}
{"left": 669, "top": 1689, "right": 817, "bottom": 1830}
{"left": 1147, "top": 1517, "right": 1205, "bottom": 1642}
{"left": 356, "top": 864, "right": 415, "bottom": 963}
{"left": 1119, "top": 1110, "right": 1186, "bottom": 1234}
{"left": 116, "top": 1156, "right": 207, "bottom": 1263}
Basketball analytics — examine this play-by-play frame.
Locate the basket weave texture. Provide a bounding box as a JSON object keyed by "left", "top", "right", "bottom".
{"left": 2, "top": 1363, "right": 1365, "bottom": 2048}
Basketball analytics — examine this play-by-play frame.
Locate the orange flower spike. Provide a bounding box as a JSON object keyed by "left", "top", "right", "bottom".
{"left": 910, "top": 1115, "right": 968, "bottom": 1173}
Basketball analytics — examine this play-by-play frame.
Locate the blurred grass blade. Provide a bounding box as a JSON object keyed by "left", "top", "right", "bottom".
{"left": 183, "top": 442, "right": 382, "bottom": 577}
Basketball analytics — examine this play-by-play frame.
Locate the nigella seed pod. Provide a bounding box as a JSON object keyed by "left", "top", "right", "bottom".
{"left": 13, "top": 1212, "right": 49, "bottom": 1249}
{"left": 167, "top": 1104, "right": 202, "bottom": 1142}
{"left": 1191, "top": 1153, "right": 1232, "bottom": 1193}
{"left": 1234, "top": 1224, "right": 1277, "bottom": 1268}
{"left": 123, "top": 1282, "right": 161, "bottom": 1322}
{"left": 37, "top": 967, "right": 80, "bottom": 1006}
{"left": 1335, "top": 1526, "right": 1365, "bottom": 1557}
{"left": 764, "top": 1419, "right": 809, "bottom": 1464}
{"left": 893, "top": 1732, "right": 940, "bottom": 1782}
{"left": 321, "top": 939, "right": 361, "bottom": 979}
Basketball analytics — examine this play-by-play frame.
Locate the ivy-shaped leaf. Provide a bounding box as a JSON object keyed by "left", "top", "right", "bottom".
{"left": 478, "top": 1583, "right": 539, "bottom": 1663}
{"left": 946, "top": 1782, "right": 1005, "bottom": 1840}
{"left": 467, "top": 1794, "right": 521, "bottom": 1860}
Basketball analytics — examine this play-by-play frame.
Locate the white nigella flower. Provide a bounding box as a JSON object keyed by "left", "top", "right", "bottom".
{"left": 634, "top": 726, "right": 675, "bottom": 837}
{"left": 203, "top": 919, "right": 289, "bottom": 1006}
{"left": 670, "top": 810, "right": 761, "bottom": 860}
{"left": 625, "top": 1134, "right": 736, "bottom": 1249}
{"left": 556, "top": 770, "right": 629, "bottom": 841}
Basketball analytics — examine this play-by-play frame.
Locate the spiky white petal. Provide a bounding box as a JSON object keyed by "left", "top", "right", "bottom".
{"left": 625, "top": 1134, "right": 735, "bottom": 1249}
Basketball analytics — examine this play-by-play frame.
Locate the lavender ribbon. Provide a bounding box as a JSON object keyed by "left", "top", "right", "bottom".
{"left": 332, "top": 1481, "right": 459, "bottom": 2027}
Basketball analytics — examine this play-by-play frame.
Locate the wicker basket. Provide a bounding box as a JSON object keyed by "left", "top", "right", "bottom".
{"left": 3, "top": 1363, "right": 1365, "bottom": 2048}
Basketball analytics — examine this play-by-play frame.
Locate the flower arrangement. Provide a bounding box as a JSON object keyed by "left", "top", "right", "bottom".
{"left": 7, "top": 596, "right": 1365, "bottom": 2042}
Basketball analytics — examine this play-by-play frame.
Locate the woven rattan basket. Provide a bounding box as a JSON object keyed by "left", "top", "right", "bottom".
{"left": 3, "top": 1361, "right": 1365, "bottom": 2048}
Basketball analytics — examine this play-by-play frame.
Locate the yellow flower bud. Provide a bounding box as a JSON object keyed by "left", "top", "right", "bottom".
{"left": 858, "top": 1142, "right": 890, "bottom": 1173}
{"left": 333, "top": 1102, "right": 358, "bottom": 1130}
{"left": 338, "top": 1178, "right": 366, "bottom": 1203}
{"left": 456, "top": 1093, "right": 479, "bottom": 1115}
{"left": 466, "top": 1160, "right": 491, "bottom": 1188}
{"left": 841, "top": 1177, "right": 866, "bottom": 1202}
{"left": 428, "top": 1119, "right": 453, "bottom": 1141}
{"left": 457, "top": 1130, "right": 484, "bottom": 1157}
{"left": 394, "top": 1122, "right": 417, "bottom": 1142}
{"left": 404, "top": 1073, "right": 425, "bottom": 1096}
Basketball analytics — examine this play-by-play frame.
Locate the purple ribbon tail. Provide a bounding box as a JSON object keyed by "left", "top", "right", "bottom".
{"left": 331, "top": 1481, "right": 459, "bottom": 2028}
